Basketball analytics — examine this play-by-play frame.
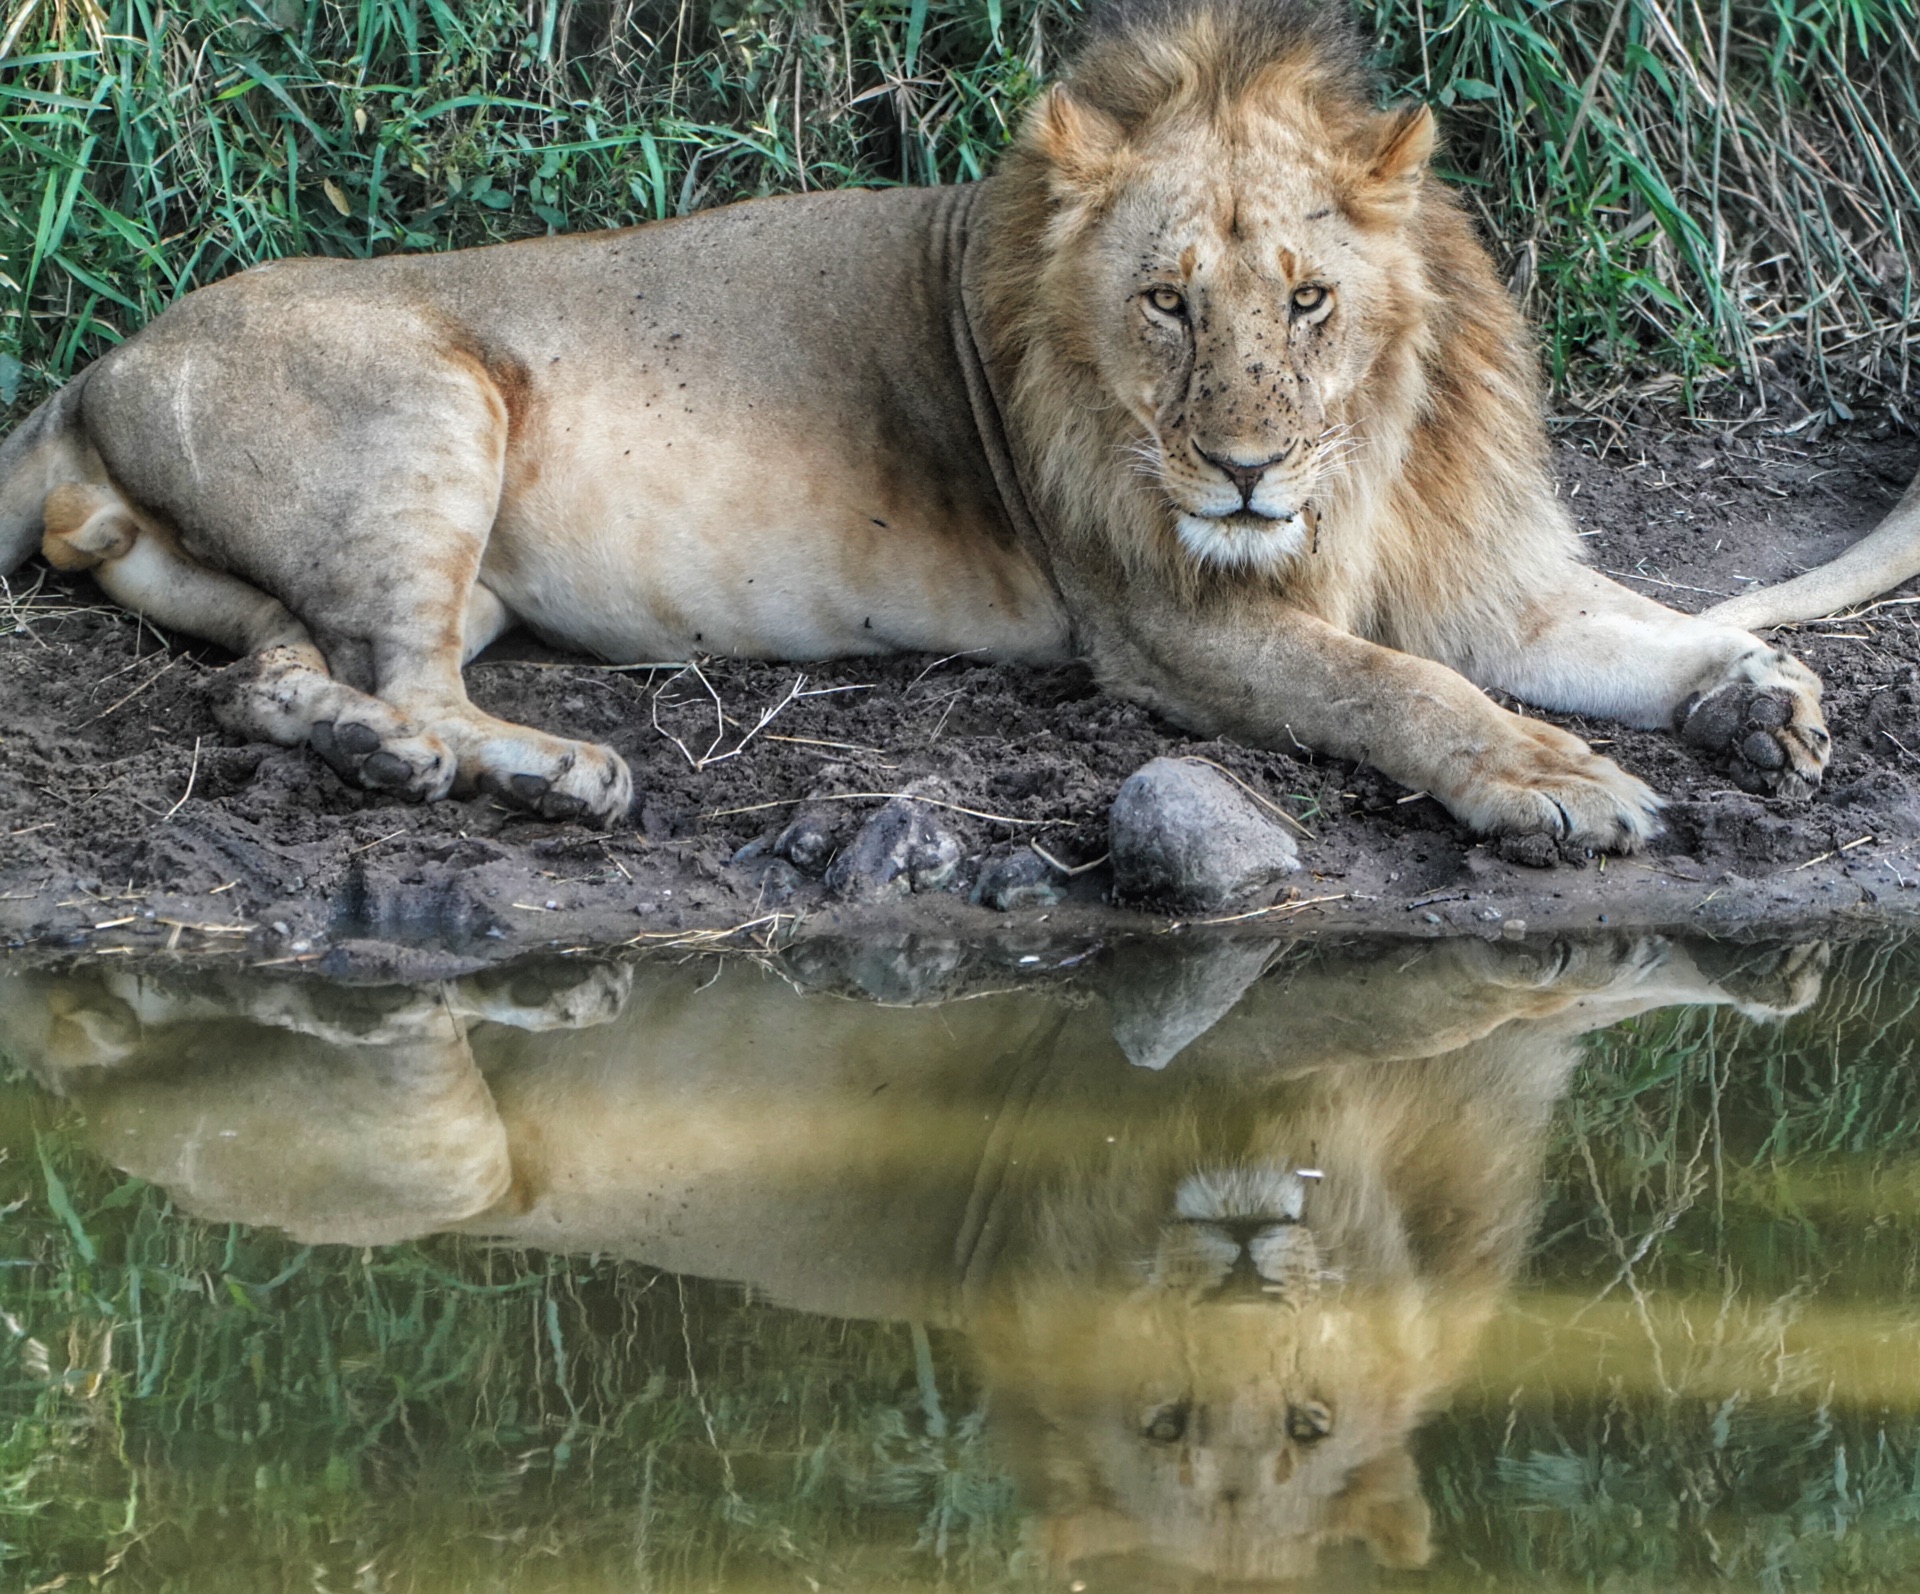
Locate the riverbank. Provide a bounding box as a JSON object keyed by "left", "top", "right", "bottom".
{"left": 3, "top": 426, "right": 1916, "bottom": 977}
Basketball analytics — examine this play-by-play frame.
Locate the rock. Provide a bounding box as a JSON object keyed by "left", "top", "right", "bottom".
{"left": 774, "top": 808, "right": 843, "bottom": 876}
{"left": 1107, "top": 937, "right": 1274, "bottom": 1070}
{"left": 975, "top": 849, "right": 1065, "bottom": 911}
{"left": 741, "top": 857, "right": 803, "bottom": 905}
{"left": 824, "top": 793, "right": 962, "bottom": 901}
{"left": 1108, "top": 759, "right": 1299, "bottom": 911}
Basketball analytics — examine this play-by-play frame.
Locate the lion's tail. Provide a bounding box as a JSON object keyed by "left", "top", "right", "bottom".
{"left": 1703, "top": 469, "right": 1920, "bottom": 631}
{"left": 0, "top": 373, "right": 95, "bottom": 579}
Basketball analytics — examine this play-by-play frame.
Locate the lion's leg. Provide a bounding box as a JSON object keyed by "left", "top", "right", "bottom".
{"left": 370, "top": 618, "right": 633, "bottom": 825}
{"left": 1469, "top": 566, "right": 1829, "bottom": 797}
{"left": 43, "top": 487, "right": 458, "bottom": 798}
{"left": 1085, "top": 602, "right": 1663, "bottom": 849}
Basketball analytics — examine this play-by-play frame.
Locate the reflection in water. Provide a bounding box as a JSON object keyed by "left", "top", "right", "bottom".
{"left": 0, "top": 934, "right": 1836, "bottom": 1588}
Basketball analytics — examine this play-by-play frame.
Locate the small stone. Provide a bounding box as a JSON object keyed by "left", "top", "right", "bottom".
{"left": 774, "top": 809, "right": 842, "bottom": 876}
{"left": 743, "top": 857, "right": 802, "bottom": 905}
{"left": 1108, "top": 759, "right": 1299, "bottom": 911}
{"left": 728, "top": 833, "right": 773, "bottom": 867}
{"left": 825, "top": 793, "right": 963, "bottom": 901}
{"left": 1501, "top": 918, "right": 1527, "bottom": 940}
{"left": 271, "top": 921, "right": 291, "bottom": 937}
{"left": 975, "top": 849, "right": 1065, "bottom": 912}
{"left": 1422, "top": 911, "right": 1441, "bottom": 924}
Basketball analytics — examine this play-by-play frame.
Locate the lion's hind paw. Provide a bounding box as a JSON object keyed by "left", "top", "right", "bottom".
{"left": 463, "top": 734, "right": 634, "bottom": 829}
{"left": 309, "top": 715, "right": 457, "bottom": 803}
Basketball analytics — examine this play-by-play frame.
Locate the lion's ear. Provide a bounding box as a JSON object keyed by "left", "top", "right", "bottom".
{"left": 1029, "top": 1505, "right": 1147, "bottom": 1574}
{"left": 1335, "top": 1449, "right": 1434, "bottom": 1570}
{"left": 1033, "top": 83, "right": 1128, "bottom": 193}
{"left": 1349, "top": 103, "right": 1436, "bottom": 222}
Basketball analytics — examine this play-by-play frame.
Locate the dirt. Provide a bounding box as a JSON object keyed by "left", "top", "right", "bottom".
{"left": 2, "top": 424, "right": 1918, "bottom": 977}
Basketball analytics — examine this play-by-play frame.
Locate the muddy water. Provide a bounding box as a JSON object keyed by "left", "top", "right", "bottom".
{"left": 1, "top": 933, "right": 1916, "bottom": 1592}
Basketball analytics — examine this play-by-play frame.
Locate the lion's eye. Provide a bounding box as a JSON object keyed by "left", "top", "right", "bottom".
{"left": 1146, "top": 286, "right": 1188, "bottom": 320}
{"left": 1286, "top": 1400, "right": 1333, "bottom": 1442}
{"left": 1290, "top": 284, "right": 1330, "bottom": 317}
{"left": 1142, "top": 1402, "right": 1190, "bottom": 1444}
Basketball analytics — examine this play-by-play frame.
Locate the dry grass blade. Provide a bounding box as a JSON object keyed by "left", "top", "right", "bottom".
{"left": 1177, "top": 755, "right": 1315, "bottom": 839}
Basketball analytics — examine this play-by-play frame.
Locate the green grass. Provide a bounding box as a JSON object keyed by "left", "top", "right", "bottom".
{"left": 0, "top": 0, "right": 1914, "bottom": 422}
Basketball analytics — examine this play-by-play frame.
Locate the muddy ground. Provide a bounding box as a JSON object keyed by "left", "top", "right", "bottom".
{"left": 2, "top": 424, "right": 1918, "bottom": 977}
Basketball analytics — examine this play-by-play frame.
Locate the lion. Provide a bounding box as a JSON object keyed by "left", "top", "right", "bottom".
{"left": 2, "top": 934, "right": 1826, "bottom": 1583}
{"left": 0, "top": 0, "right": 1831, "bottom": 844}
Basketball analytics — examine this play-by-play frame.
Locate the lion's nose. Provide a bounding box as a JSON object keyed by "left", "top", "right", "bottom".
{"left": 1194, "top": 445, "right": 1291, "bottom": 510}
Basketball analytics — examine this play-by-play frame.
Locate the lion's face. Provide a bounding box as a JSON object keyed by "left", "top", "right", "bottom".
{"left": 977, "top": 1044, "right": 1563, "bottom": 1588}
{"left": 1002, "top": 1162, "right": 1440, "bottom": 1584}
{"left": 1032, "top": 80, "right": 1436, "bottom": 574}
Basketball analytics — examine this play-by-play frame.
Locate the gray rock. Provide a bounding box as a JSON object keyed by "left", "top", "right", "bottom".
{"left": 1106, "top": 937, "right": 1275, "bottom": 1070}
{"left": 824, "top": 793, "right": 962, "bottom": 901}
{"left": 975, "top": 849, "right": 1066, "bottom": 911}
{"left": 774, "top": 808, "right": 843, "bottom": 876}
{"left": 1108, "top": 759, "right": 1299, "bottom": 911}
{"left": 741, "top": 857, "right": 803, "bottom": 905}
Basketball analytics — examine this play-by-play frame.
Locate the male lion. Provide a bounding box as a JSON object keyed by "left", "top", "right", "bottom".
{"left": 0, "top": 0, "right": 1830, "bottom": 843}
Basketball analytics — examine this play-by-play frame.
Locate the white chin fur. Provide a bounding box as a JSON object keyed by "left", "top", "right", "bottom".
{"left": 1175, "top": 511, "right": 1309, "bottom": 573}
{"left": 1175, "top": 1166, "right": 1309, "bottom": 1224}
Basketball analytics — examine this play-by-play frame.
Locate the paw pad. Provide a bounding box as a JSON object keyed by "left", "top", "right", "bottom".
{"left": 1678, "top": 682, "right": 1825, "bottom": 797}
{"left": 308, "top": 719, "right": 450, "bottom": 801}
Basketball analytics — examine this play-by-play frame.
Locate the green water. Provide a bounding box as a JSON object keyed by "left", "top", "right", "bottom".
{"left": 1, "top": 933, "right": 1917, "bottom": 1592}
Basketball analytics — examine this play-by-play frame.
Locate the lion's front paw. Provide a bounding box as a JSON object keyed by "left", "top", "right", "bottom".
{"left": 1676, "top": 651, "right": 1828, "bottom": 798}
{"left": 1448, "top": 719, "right": 1663, "bottom": 853}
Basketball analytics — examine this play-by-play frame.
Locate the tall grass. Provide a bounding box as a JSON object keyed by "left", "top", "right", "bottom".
{"left": 0, "top": 0, "right": 1913, "bottom": 423}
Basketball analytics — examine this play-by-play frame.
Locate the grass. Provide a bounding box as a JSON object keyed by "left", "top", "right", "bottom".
{"left": 4, "top": 937, "right": 1920, "bottom": 1589}
{"left": 0, "top": 0, "right": 1913, "bottom": 426}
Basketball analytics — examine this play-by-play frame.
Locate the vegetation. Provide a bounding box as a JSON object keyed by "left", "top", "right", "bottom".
{"left": 3, "top": 938, "right": 1920, "bottom": 1590}
{"left": 0, "top": 0, "right": 1914, "bottom": 424}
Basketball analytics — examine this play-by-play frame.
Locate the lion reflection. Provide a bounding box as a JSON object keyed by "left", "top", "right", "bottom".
{"left": 0, "top": 936, "right": 1822, "bottom": 1585}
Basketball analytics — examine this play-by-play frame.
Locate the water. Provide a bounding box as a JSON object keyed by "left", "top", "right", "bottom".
{"left": 1, "top": 932, "right": 1917, "bottom": 1592}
